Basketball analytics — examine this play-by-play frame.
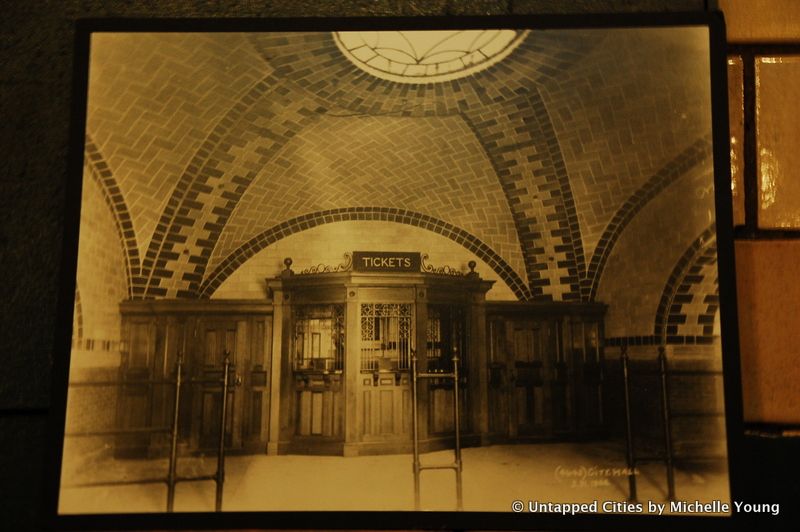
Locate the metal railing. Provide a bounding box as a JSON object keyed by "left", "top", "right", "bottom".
{"left": 621, "top": 344, "right": 722, "bottom": 502}
{"left": 410, "top": 346, "right": 463, "bottom": 511}
{"left": 63, "top": 353, "right": 238, "bottom": 512}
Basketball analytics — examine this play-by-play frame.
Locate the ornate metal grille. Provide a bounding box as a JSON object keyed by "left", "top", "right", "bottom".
{"left": 293, "top": 305, "right": 345, "bottom": 372}
{"left": 360, "top": 303, "right": 413, "bottom": 371}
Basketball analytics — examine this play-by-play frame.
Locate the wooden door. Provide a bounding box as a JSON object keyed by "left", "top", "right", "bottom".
{"left": 567, "top": 319, "right": 604, "bottom": 433}
{"left": 509, "top": 320, "right": 548, "bottom": 436}
{"left": 487, "top": 318, "right": 510, "bottom": 436}
{"left": 499, "top": 318, "right": 564, "bottom": 439}
{"left": 116, "top": 317, "right": 156, "bottom": 457}
{"left": 191, "top": 319, "right": 240, "bottom": 450}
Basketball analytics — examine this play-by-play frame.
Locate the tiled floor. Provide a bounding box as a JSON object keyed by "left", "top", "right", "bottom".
{"left": 59, "top": 441, "right": 729, "bottom": 514}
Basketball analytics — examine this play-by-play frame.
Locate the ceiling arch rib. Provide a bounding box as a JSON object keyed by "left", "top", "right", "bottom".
{"left": 654, "top": 224, "right": 718, "bottom": 344}
{"left": 84, "top": 29, "right": 711, "bottom": 304}
{"left": 141, "top": 76, "right": 327, "bottom": 298}
{"left": 209, "top": 112, "right": 528, "bottom": 297}
{"left": 84, "top": 134, "right": 140, "bottom": 298}
{"left": 587, "top": 135, "right": 713, "bottom": 301}
{"left": 85, "top": 32, "right": 271, "bottom": 288}
{"left": 200, "top": 207, "right": 530, "bottom": 301}
{"left": 463, "top": 90, "right": 584, "bottom": 302}
{"left": 152, "top": 30, "right": 597, "bottom": 301}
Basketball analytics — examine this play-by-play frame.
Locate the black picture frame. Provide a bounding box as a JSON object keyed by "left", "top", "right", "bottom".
{"left": 46, "top": 12, "right": 745, "bottom": 531}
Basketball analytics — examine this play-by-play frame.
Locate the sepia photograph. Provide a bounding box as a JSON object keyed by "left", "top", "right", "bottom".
{"left": 54, "top": 17, "right": 737, "bottom": 521}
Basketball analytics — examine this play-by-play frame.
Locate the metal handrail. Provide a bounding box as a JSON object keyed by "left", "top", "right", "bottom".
{"left": 621, "top": 344, "right": 712, "bottom": 502}
{"left": 63, "top": 353, "right": 237, "bottom": 512}
{"left": 411, "top": 346, "right": 463, "bottom": 511}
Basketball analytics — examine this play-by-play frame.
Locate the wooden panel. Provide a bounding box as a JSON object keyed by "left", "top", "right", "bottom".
{"left": 514, "top": 329, "right": 533, "bottom": 362}
{"left": 333, "top": 391, "right": 342, "bottom": 438}
{"left": 357, "top": 287, "right": 415, "bottom": 302}
{"left": 552, "top": 379, "right": 568, "bottom": 430}
{"left": 311, "top": 392, "right": 323, "bottom": 435}
{"left": 225, "top": 328, "right": 236, "bottom": 359}
{"left": 118, "top": 311, "right": 273, "bottom": 455}
{"left": 359, "top": 381, "right": 411, "bottom": 440}
{"left": 252, "top": 391, "right": 262, "bottom": 436}
{"left": 298, "top": 391, "right": 311, "bottom": 436}
{"left": 516, "top": 386, "right": 528, "bottom": 426}
{"left": 362, "top": 390, "right": 371, "bottom": 436}
{"left": 129, "top": 322, "right": 151, "bottom": 367}
{"left": 323, "top": 391, "right": 334, "bottom": 437}
{"left": 201, "top": 391, "right": 219, "bottom": 446}
{"left": 533, "top": 387, "right": 544, "bottom": 426}
{"left": 401, "top": 389, "right": 410, "bottom": 434}
{"left": 379, "top": 390, "right": 393, "bottom": 434}
{"left": 204, "top": 330, "right": 217, "bottom": 365}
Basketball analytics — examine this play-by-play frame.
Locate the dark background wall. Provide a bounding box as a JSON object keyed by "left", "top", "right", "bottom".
{"left": 2, "top": 1, "right": 798, "bottom": 530}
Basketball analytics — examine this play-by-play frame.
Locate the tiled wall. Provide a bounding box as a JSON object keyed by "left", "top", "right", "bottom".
{"left": 212, "top": 113, "right": 526, "bottom": 285}
{"left": 78, "top": 28, "right": 716, "bottom": 305}
{"left": 597, "top": 163, "right": 716, "bottom": 341}
{"left": 65, "top": 165, "right": 128, "bottom": 443}
{"left": 73, "top": 164, "right": 127, "bottom": 354}
{"left": 212, "top": 220, "right": 518, "bottom": 301}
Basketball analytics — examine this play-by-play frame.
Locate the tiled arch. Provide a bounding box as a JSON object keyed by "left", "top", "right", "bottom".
{"left": 245, "top": 31, "right": 597, "bottom": 119}
{"left": 244, "top": 31, "right": 592, "bottom": 301}
{"left": 137, "top": 73, "right": 277, "bottom": 297}
{"left": 586, "top": 135, "right": 713, "bottom": 301}
{"left": 461, "top": 89, "right": 585, "bottom": 302}
{"left": 654, "top": 224, "right": 718, "bottom": 344}
{"left": 84, "top": 135, "right": 140, "bottom": 298}
{"left": 72, "top": 287, "right": 83, "bottom": 346}
{"left": 150, "top": 33, "right": 590, "bottom": 301}
{"left": 139, "top": 75, "right": 329, "bottom": 298}
{"left": 199, "top": 207, "right": 532, "bottom": 300}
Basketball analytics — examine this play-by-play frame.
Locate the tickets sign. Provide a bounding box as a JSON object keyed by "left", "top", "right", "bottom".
{"left": 352, "top": 251, "right": 421, "bottom": 272}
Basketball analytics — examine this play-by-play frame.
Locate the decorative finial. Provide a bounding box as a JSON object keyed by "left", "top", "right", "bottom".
{"left": 282, "top": 257, "right": 294, "bottom": 277}
{"left": 467, "top": 260, "right": 477, "bottom": 277}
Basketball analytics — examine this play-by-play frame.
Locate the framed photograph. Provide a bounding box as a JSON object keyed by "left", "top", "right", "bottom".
{"left": 48, "top": 12, "right": 745, "bottom": 530}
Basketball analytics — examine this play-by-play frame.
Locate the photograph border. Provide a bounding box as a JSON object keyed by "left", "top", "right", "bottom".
{"left": 45, "top": 11, "right": 745, "bottom": 531}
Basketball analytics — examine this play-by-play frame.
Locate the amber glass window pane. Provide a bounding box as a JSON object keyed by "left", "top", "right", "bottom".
{"left": 756, "top": 56, "right": 800, "bottom": 228}
{"left": 728, "top": 56, "right": 745, "bottom": 226}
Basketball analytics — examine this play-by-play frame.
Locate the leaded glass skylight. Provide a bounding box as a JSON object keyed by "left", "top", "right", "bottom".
{"left": 333, "top": 30, "right": 529, "bottom": 83}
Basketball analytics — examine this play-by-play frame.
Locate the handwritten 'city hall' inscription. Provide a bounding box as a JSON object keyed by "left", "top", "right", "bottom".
{"left": 352, "top": 251, "right": 421, "bottom": 273}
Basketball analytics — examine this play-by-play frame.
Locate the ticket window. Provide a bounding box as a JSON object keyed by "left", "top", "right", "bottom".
{"left": 358, "top": 303, "right": 414, "bottom": 442}
{"left": 291, "top": 304, "right": 345, "bottom": 441}
{"left": 293, "top": 304, "right": 345, "bottom": 373}
{"left": 427, "top": 305, "right": 467, "bottom": 373}
{"left": 359, "top": 303, "right": 413, "bottom": 372}
{"left": 426, "top": 304, "right": 469, "bottom": 434}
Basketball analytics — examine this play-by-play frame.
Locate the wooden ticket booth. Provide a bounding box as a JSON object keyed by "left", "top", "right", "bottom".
{"left": 266, "top": 252, "right": 494, "bottom": 456}
{"left": 115, "top": 252, "right": 608, "bottom": 459}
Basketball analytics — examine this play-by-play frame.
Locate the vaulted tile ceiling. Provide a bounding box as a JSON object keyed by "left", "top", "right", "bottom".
{"left": 83, "top": 28, "right": 714, "bottom": 302}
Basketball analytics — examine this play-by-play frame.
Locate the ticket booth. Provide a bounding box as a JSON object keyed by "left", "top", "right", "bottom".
{"left": 115, "top": 251, "right": 607, "bottom": 458}
{"left": 266, "top": 252, "right": 494, "bottom": 456}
